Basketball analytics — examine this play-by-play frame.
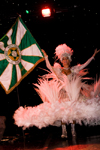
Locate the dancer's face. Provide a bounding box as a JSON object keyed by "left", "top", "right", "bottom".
{"left": 61, "top": 57, "right": 70, "bottom": 67}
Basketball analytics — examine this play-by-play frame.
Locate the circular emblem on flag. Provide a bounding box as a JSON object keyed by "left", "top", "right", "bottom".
{"left": 4, "top": 44, "right": 21, "bottom": 65}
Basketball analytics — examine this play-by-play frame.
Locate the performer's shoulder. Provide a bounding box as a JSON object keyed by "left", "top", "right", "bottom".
{"left": 71, "top": 64, "right": 81, "bottom": 73}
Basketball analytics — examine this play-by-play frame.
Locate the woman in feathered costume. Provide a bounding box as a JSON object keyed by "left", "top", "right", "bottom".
{"left": 13, "top": 44, "right": 100, "bottom": 138}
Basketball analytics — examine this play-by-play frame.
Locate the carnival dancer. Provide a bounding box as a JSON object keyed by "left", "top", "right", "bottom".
{"left": 41, "top": 44, "right": 100, "bottom": 138}
{"left": 13, "top": 44, "right": 100, "bottom": 139}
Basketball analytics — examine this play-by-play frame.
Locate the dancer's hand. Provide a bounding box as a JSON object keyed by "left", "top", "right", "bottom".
{"left": 93, "top": 48, "right": 100, "bottom": 57}
{"left": 41, "top": 49, "right": 48, "bottom": 57}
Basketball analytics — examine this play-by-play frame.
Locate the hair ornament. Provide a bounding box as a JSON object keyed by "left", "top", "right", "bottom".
{"left": 55, "top": 44, "right": 73, "bottom": 61}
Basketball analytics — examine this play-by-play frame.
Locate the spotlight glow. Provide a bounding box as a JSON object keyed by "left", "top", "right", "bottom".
{"left": 41, "top": 8, "right": 51, "bottom": 17}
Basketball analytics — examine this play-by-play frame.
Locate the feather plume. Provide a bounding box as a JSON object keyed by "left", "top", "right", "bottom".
{"left": 94, "top": 78, "right": 100, "bottom": 97}
{"left": 34, "top": 78, "right": 62, "bottom": 103}
{"left": 63, "top": 74, "right": 83, "bottom": 102}
{"left": 55, "top": 44, "right": 73, "bottom": 61}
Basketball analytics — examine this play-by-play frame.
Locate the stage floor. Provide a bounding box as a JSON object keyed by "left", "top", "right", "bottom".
{"left": 0, "top": 125, "right": 100, "bottom": 150}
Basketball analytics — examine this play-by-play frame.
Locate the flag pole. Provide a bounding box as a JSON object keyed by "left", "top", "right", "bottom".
{"left": 16, "top": 86, "right": 25, "bottom": 149}
{"left": 17, "top": 87, "right": 20, "bottom": 106}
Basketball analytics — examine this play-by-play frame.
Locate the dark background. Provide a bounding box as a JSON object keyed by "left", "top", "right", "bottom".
{"left": 0, "top": 0, "right": 100, "bottom": 136}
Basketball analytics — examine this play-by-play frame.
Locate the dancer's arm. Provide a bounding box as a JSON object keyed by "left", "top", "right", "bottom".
{"left": 42, "top": 49, "right": 59, "bottom": 79}
{"left": 78, "top": 49, "right": 100, "bottom": 71}
{"left": 41, "top": 49, "right": 54, "bottom": 72}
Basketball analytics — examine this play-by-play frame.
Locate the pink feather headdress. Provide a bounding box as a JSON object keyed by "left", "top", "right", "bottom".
{"left": 55, "top": 44, "right": 73, "bottom": 61}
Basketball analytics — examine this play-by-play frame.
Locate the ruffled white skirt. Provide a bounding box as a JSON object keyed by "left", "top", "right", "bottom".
{"left": 13, "top": 73, "right": 100, "bottom": 129}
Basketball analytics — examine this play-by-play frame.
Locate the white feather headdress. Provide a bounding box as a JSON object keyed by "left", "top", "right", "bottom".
{"left": 55, "top": 44, "right": 73, "bottom": 61}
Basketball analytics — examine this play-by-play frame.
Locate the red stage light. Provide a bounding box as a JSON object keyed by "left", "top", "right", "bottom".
{"left": 41, "top": 8, "right": 51, "bottom": 17}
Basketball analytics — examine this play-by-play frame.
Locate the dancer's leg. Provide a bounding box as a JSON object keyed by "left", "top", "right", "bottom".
{"left": 71, "top": 121, "right": 76, "bottom": 136}
{"left": 61, "top": 122, "right": 67, "bottom": 138}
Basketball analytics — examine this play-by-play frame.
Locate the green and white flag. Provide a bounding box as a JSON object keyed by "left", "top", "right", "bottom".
{"left": 0, "top": 17, "right": 44, "bottom": 94}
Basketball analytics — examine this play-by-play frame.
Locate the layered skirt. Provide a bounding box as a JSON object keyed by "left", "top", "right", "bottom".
{"left": 13, "top": 73, "right": 100, "bottom": 129}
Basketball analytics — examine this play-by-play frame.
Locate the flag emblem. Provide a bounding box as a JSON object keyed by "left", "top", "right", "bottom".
{"left": 0, "top": 17, "right": 44, "bottom": 94}
{"left": 5, "top": 44, "right": 21, "bottom": 65}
